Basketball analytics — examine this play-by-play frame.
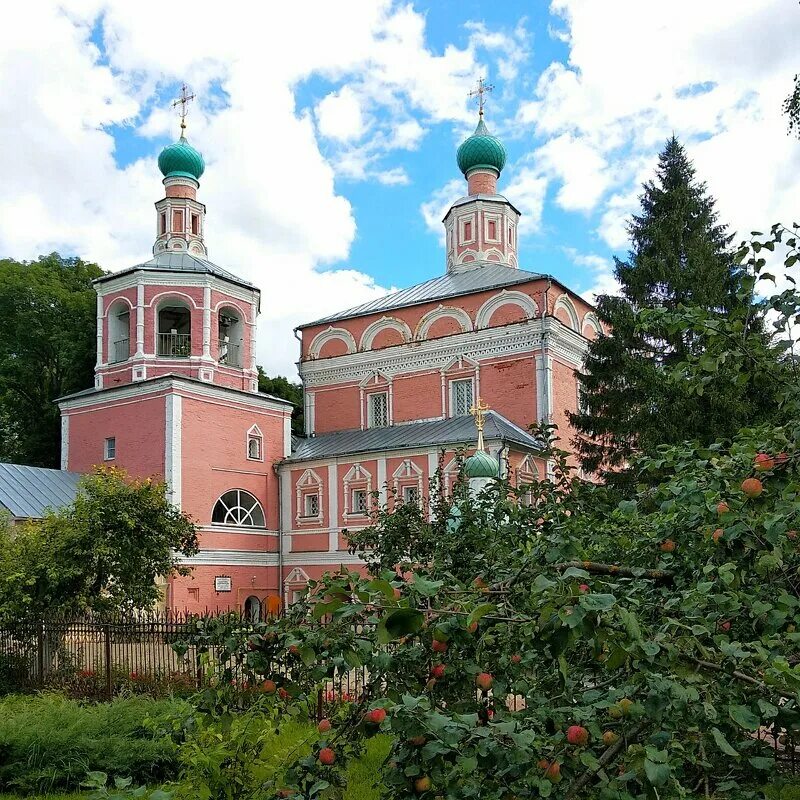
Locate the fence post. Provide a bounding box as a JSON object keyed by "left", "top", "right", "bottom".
{"left": 103, "top": 623, "right": 112, "bottom": 700}
{"left": 317, "top": 687, "right": 323, "bottom": 722}
{"left": 36, "top": 620, "right": 45, "bottom": 688}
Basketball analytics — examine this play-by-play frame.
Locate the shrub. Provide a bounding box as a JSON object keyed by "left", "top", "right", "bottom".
{"left": 0, "top": 694, "right": 183, "bottom": 793}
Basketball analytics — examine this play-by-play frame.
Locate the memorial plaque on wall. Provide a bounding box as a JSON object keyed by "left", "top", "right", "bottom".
{"left": 214, "top": 575, "right": 232, "bottom": 592}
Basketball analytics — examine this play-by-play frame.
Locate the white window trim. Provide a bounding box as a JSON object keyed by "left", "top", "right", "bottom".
{"left": 303, "top": 492, "right": 320, "bottom": 518}
{"left": 392, "top": 458, "right": 424, "bottom": 502}
{"left": 343, "top": 463, "right": 372, "bottom": 518}
{"left": 295, "top": 468, "right": 324, "bottom": 525}
{"left": 367, "top": 391, "right": 389, "bottom": 429}
{"left": 351, "top": 488, "right": 369, "bottom": 516}
{"left": 484, "top": 213, "right": 502, "bottom": 244}
{"left": 449, "top": 377, "right": 475, "bottom": 418}
{"left": 246, "top": 424, "right": 264, "bottom": 462}
{"left": 458, "top": 213, "right": 476, "bottom": 245}
{"left": 104, "top": 437, "right": 116, "bottom": 461}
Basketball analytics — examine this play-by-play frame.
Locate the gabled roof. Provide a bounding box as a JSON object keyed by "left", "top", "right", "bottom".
{"left": 286, "top": 411, "right": 541, "bottom": 463}
{"left": 299, "top": 262, "right": 544, "bottom": 328}
{"left": 93, "top": 252, "right": 256, "bottom": 291}
{"left": 0, "top": 463, "right": 82, "bottom": 519}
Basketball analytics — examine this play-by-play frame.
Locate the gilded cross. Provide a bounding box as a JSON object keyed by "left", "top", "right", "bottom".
{"left": 468, "top": 77, "right": 494, "bottom": 118}
{"left": 172, "top": 83, "right": 196, "bottom": 135}
{"left": 470, "top": 397, "right": 490, "bottom": 451}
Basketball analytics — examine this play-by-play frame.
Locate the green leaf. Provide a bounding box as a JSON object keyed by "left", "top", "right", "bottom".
{"left": 748, "top": 756, "right": 774, "bottom": 770}
{"left": 644, "top": 758, "right": 670, "bottom": 786}
{"left": 728, "top": 704, "right": 760, "bottom": 731}
{"left": 312, "top": 598, "right": 343, "bottom": 620}
{"left": 467, "top": 603, "right": 496, "bottom": 628}
{"left": 410, "top": 576, "right": 443, "bottom": 597}
{"left": 368, "top": 578, "right": 398, "bottom": 602}
{"left": 378, "top": 607, "right": 424, "bottom": 643}
{"left": 711, "top": 726, "right": 739, "bottom": 757}
{"left": 579, "top": 593, "right": 617, "bottom": 612}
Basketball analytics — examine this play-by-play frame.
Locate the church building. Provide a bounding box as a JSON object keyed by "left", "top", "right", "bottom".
{"left": 55, "top": 97, "right": 600, "bottom": 615}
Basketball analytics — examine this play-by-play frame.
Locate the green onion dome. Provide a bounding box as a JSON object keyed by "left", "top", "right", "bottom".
{"left": 158, "top": 136, "right": 205, "bottom": 181}
{"left": 464, "top": 450, "right": 500, "bottom": 479}
{"left": 456, "top": 117, "right": 506, "bottom": 177}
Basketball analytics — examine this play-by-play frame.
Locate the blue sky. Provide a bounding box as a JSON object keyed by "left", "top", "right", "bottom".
{"left": 1, "top": 1, "right": 797, "bottom": 373}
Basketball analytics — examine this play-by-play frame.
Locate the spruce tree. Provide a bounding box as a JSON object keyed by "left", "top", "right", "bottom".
{"left": 570, "top": 136, "right": 777, "bottom": 483}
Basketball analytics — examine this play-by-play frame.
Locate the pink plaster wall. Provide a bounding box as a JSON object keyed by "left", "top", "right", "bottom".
{"left": 65, "top": 393, "right": 167, "bottom": 477}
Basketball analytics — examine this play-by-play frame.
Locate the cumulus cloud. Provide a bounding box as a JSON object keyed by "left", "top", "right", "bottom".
{"left": 519, "top": 0, "right": 800, "bottom": 256}
{"left": 0, "top": 0, "right": 519, "bottom": 375}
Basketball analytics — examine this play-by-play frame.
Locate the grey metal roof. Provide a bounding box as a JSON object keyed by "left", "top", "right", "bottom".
{"left": 444, "top": 193, "right": 521, "bottom": 218}
{"left": 0, "top": 463, "right": 82, "bottom": 519}
{"left": 94, "top": 252, "right": 256, "bottom": 291}
{"left": 300, "top": 262, "right": 544, "bottom": 328}
{"left": 287, "top": 411, "right": 541, "bottom": 462}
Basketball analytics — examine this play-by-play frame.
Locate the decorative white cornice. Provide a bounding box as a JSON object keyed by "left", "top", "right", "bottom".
{"left": 299, "top": 318, "right": 588, "bottom": 388}
{"left": 97, "top": 271, "right": 259, "bottom": 307}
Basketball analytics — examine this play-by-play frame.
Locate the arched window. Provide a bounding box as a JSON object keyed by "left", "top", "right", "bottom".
{"left": 157, "top": 302, "right": 192, "bottom": 357}
{"left": 218, "top": 306, "right": 244, "bottom": 367}
{"left": 108, "top": 301, "right": 131, "bottom": 364}
{"left": 212, "top": 489, "right": 266, "bottom": 527}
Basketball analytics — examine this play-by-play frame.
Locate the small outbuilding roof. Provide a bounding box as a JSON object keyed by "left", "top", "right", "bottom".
{"left": 286, "top": 411, "right": 541, "bottom": 463}
{"left": 0, "top": 463, "right": 82, "bottom": 520}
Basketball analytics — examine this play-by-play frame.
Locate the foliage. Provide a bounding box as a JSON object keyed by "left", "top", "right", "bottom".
{"left": 0, "top": 694, "right": 181, "bottom": 793}
{"left": 0, "top": 253, "right": 103, "bottom": 467}
{"left": 258, "top": 368, "right": 304, "bottom": 435}
{"left": 570, "top": 137, "right": 782, "bottom": 486}
{"left": 0, "top": 467, "right": 198, "bottom": 617}
{"left": 84, "top": 771, "right": 172, "bottom": 800}
{"left": 785, "top": 74, "right": 800, "bottom": 138}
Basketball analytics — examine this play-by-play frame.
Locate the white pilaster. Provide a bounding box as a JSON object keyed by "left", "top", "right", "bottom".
{"left": 60, "top": 415, "right": 69, "bottom": 471}
{"left": 305, "top": 392, "right": 315, "bottom": 436}
{"left": 250, "top": 301, "right": 258, "bottom": 373}
{"left": 95, "top": 294, "right": 104, "bottom": 369}
{"left": 327, "top": 463, "right": 338, "bottom": 552}
{"left": 202, "top": 285, "right": 211, "bottom": 359}
{"left": 283, "top": 414, "right": 292, "bottom": 458}
{"left": 164, "top": 394, "right": 182, "bottom": 509}
{"left": 280, "top": 467, "right": 292, "bottom": 551}
{"left": 377, "top": 457, "right": 387, "bottom": 507}
{"left": 535, "top": 352, "right": 553, "bottom": 422}
{"left": 135, "top": 282, "right": 145, "bottom": 356}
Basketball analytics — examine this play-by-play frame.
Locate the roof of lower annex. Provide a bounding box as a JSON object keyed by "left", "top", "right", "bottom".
{"left": 57, "top": 373, "right": 293, "bottom": 412}
{"left": 284, "top": 410, "right": 541, "bottom": 464}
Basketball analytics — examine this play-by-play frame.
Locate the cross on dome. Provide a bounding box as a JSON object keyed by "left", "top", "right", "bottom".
{"left": 468, "top": 77, "right": 494, "bottom": 118}
{"left": 470, "top": 397, "right": 490, "bottom": 452}
{"left": 172, "top": 83, "right": 196, "bottom": 136}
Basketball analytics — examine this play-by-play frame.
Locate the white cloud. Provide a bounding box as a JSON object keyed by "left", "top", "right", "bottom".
{"left": 420, "top": 179, "right": 464, "bottom": 243}
{"left": 503, "top": 168, "right": 548, "bottom": 233}
{"left": 315, "top": 86, "right": 367, "bottom": 142}
{"left": 564, "top": 249, "right": 620, "bottom": 303}
{"left": 0, "top": 0, "right": 520, "bottom": 376}
{"left": 520, "top": 0, "right": 800, "bottom": 252}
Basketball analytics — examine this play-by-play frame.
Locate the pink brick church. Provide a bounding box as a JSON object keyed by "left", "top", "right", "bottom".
{"left": 53, "top": 107, "right": 600, "bottom": 617}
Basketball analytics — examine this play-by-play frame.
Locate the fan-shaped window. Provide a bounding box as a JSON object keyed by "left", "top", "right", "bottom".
{"left": 212, "top": 490, "right": 265, "bottom": 527}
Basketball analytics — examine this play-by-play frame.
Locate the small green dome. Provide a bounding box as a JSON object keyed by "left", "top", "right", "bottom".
{"left": 456, "top": 117, "right": 506, "bottom": 177}
{"left": 158, "top": 136, "right": 205, "bottom": 181}
{"left": 464, "top": 450, "right": 500, "bottom": 479}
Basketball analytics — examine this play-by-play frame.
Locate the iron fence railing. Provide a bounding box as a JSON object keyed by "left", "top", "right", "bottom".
{"left": 219, "top": 340, "right": 241, "bottom": 367}
{"left": 157, "top": 333, "right": 191, "bottom": 358}
{"left": 111, "top": 338, "right": 130, "bottom": 364}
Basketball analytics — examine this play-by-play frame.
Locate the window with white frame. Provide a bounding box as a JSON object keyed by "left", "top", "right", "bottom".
{"left": 247, "top": 426, "right": 263, "bottom": 460}
{"left": 352, "top": 489, "right": 368, "bottom": 515}
{"left": 212, "top": 489, "right": 266, "bottom": 527}
{"left": 303, "top": 493, "right": 319, "bottom": 518}
{"left": 451, "top": 378, "right": 474, "bottom": 417}
{"left": 367, "top": 392, "right": 389, "bottom": 428}
{"left": 104, "top": 437, "right": 116, "bottom": 460}
{"left": 402, "top": 485, "right": 420, "bottom": 505}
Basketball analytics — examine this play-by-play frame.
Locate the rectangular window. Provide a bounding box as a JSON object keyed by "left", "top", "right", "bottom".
{"left": 160, "top": 213, "right": 166, "bottom": 234}
{"left": 451, "top": 378, "right": 474, "bottom": 417}
{"left": 104, "top": 437, "right": 116, "bottom": 460}
{"left": 173, "top": 210, "right": 184, "bottom": 231}
{"left": 304, "top": 493, "right": 319, "bottom": 518}
{"left": 367, "top": 392, "right": 389, "bottom": 428}
{"left": 464, "top": 221, "right": 472, "bottom": 241}
{"left": 403, "top": 485, "right": 420, "bottom": 505}
{"left": 352, "top": 489, "right": 368, "bottom": 515}
{"left": 191, "top": 214, "right": 199, "bottom": 235}
{"left": 488, "top": 220, "right": 496, "bottom": 240}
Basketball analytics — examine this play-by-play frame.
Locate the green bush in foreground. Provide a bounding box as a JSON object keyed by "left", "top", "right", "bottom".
{"left": 0, "top": 695, "right": 182, "bottom": 794}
